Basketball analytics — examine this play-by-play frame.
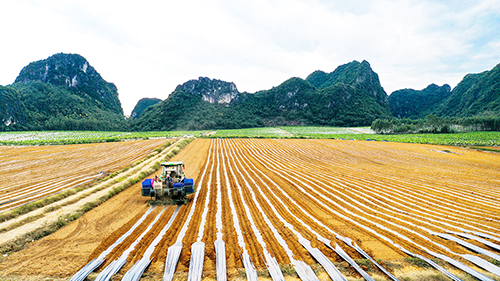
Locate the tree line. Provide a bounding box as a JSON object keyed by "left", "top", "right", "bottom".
{"left": 371, "top": 114, "right": 500, "bottom": 134}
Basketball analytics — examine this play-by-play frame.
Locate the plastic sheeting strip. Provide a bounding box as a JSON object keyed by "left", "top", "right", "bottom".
{"left": 70, "top": 206, "right": 156, "bottom": 281}
{"left": 95, "top": 207, "right": 166, "bottom": 281}
{"left": 300, "top": 239, "right": 346, "bottom": 281}
{"left": 399, "top": 247, "right": 461, "bottom": 281}
{"left": 122, "top": 259, "right": 152, "bottom": 281}
{"left": 163, "top": 242, "right": 183, "bottom": 281}
{"left": 214, "top": 142, "right": 227, "bottom": 281}
{"left": 121, "top": 206, "right": 181, "bottom": 281}
{"left": 215, "top": 240, "right": 227, "bottom": 281}
{"left": 332, "top": 244, "right": 373, "bottom": 281}
{"left": 462, "top": 254, "right": 500, "bottom": 278}
{"left": 429, "top": 250, "right": 495, "bottom": 281}
{"left": 338, "top": 237, "right": 399, "bottom": 281}
{"left": 432, "top": 232, "right": 500, "bottom": 262}
{"left": 69, "top": 258, "right": 105, "bottom": 281}
{"left": 187, "top": 242, "right": 205, "bottom": 281}
{"left": 469, "top": 231, "right": 500, "bottom": 244}
{"left": 447, "top": 231, "right": 500, "bottom": 252}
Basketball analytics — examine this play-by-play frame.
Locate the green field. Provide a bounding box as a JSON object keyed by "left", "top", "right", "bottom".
{"left": 317, "top": 131, "right": 500, "bottom": 146}
{"left": 0, "top": 130, "right": 208, "bottom": 146}
{"left": 209, "top": 127, "right": 292, "bottom": 138}
{"left": 1, "top": 128, "right": 499, "bottom": 147}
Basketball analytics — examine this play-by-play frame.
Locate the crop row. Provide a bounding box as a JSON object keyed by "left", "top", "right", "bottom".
{"left": 79, "top": 138, "right": 500, "bottom": 280}
{"left": 208, "top": 128, "right": 500, "bottom": 146}
{"left": 2, "top": 128, "right": 499, "bottom": 147}
{"left": 0, "top": 131, "right": 207, "bottom": 146}
{"left": 0, "top": 139, "right": 168, "bottom": 213}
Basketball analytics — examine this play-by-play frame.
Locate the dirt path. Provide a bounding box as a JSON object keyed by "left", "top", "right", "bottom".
{"left": 0, "top": 139, "right": 181, "bottom": 245}
{"left": 0, "top": 139, "right": 168, "bottom": 212}
{"left": 2, "top": 138, "right": 500, "bottom": 280}
{"left": 0, "top": 138, "right": 207, "bottom": 278}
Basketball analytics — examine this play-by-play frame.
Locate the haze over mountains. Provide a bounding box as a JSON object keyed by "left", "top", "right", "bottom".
{"left": 1, "top": 53, "right": 499, "bottom": 131}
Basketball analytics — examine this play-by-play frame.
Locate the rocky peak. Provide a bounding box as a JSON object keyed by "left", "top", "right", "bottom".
{"left": 176, "top": 77, "right": 239, "bottom": 104}
{"left": 14, "top": 53, "right": 123, "bottom": 115}
{"left": 16, "top": 53, "right": 94, "bottom": 87}
{"left": 306, "top": 60, "right": 389, "bottom": 108}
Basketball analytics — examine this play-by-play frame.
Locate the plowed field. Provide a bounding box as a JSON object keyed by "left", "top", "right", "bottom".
{"left": 1, "top": 138, "right": 499, "bottom": 280}
{"left": 0, "top": 139, "right": 169, "bottom": 212}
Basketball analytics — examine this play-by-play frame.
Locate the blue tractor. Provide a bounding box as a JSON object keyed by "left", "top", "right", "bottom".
{"left": 141, "top": 161, "right": 195, "bottom": 205}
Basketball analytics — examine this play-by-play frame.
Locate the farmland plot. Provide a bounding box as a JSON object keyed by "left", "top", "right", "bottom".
{"left": 69, "top": 138, "right": 500, "bottom": 280}
{"left": 0, "top": 139, "right": 168, "bottom": 212}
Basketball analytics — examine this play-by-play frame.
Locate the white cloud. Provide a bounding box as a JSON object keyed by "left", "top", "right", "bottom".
{"left": 1, "top": 0, "right": 499, "bottom": 115}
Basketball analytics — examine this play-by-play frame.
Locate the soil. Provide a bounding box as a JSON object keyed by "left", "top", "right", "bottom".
{"left": 0, "top": 139, "right": 168, "bottom": 212}
{"left": 0, "top": 139, "right": 209, "bottom": 278}
{"left": 1, "top": 138, "right": 499, "bottom": 281}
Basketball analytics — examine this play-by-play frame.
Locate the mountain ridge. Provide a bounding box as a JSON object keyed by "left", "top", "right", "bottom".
{"left": 1, "top": 52, "right": 499, "bottom": 132}
{"left": 1, "top": 53, "right": 126, "bottom": 131}
{"left": 132, "top": 60, "right": 393, "bottom": 130}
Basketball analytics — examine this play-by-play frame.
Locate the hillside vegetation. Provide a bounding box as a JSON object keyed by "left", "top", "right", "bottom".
{"left": 1, "top": 53, "right": 499, "bottom": 132}
{"left": 130, "top": 98, "right": 162, "bottom": 119}
{"left": 388, "top": 63, "right": 500, "bottom": 120}
{"left": 389, "top": 84, "right": 452, "bottom": 119}
{"left": 1, "top": 53, "right": 125, "bottom": 131}
{"left": 132, "top": 60, "right": 393, "bottom": 130}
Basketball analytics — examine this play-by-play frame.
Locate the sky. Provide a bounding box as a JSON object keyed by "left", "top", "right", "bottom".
{"left": 1, "top": 0, "right": 500, "bottom": 116}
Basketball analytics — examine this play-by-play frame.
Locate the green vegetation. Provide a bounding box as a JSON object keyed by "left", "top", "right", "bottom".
{"left": 15, "top": 53, "right": 123, "bottom": 115}
{"left": 209, "top": 127, "right": 292, "bottom": 138}
{"left": 0, "top": 130, "right": 206, "bottom": 146}
{"left": 3, "top": 53, "right": 499, "bottom": 133}
{"left": 2, "top": 128, "right": 499, "bottom": 147}
{"left": 388, "top": 62, "right": 500, "bottom": 123}
{"left": 0, "top": 138, "right": 194, "bottom": 255}
{"left": 130, "top": 97, "right": 162, "bottom": 119}
{"left": 132, "top": 60, "right": 392, "bottom": 131}
{"left": 327, "top": 131, "right": 500, "bottom": 146}
{"left": 436, "top": 62, "right": 500, "bottom": 117}
{"left": 389, "top": 84, "right": 451, "bottom": 119}
{"left": 371, "top": 115, "right": 500, "bottom": 134}
{"left": 279, "top": 126, "right": 372, "bottom": 136}
{"left": 207, "top": 126, "right": 500, "bottom": 146}
{"left": 1, "top": 53, "right": 125, "bottom": 132}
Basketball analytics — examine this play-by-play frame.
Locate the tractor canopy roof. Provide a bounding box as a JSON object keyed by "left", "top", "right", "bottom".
{"left": 161, "top": 161, "right": 184, "bottom": 166}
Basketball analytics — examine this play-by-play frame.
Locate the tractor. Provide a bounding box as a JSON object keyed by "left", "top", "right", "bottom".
{"left": 141, "top": 161, "right": 195, "bottom": 205}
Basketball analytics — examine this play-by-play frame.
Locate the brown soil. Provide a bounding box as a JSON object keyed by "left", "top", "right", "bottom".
{"left": 0, "top": 139, "right": 209, "bottom": 278}
{"left": 0, "top": 139, "right": 168, "bottom": 212}
{"left": 1, "top": 138, "right": 500, "bottom": 280}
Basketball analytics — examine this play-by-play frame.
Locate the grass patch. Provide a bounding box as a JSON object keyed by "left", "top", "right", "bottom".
{"left": 0, "top": 138, "right": 194, "bottom": 256}
{"left": 0, "top": 186, "right": 82, "bottom": 223}
{"left": 0, "top": 214, "right": 44, "bottom": 234}
{"left": 470, "top": 146, "right": 500, "bottom": 153}
{"left": 280, "top": 263, "right": 298, "bottom": 277}
{"left": 256, "top": 267, "right": 271, "bottom": 278}
{"left": 398, "top": 271, "right": 451, "bottom": 281}
{"left": 403, "top": 257, "right": 431, "bottom": 268}
{"left": 355, "top": 258, "right": 379, "bottom": 273}
{"left": 0, "top": 140, "right": 178, "bottom": 224}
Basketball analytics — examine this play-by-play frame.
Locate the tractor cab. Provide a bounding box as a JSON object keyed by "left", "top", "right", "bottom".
{"left": 161, "top": 161, "right": 185, "bottom": 181}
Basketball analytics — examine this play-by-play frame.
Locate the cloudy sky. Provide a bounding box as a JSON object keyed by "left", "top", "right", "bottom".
{"left": 1, "top": 0, "right": 500, "bottom": 115}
